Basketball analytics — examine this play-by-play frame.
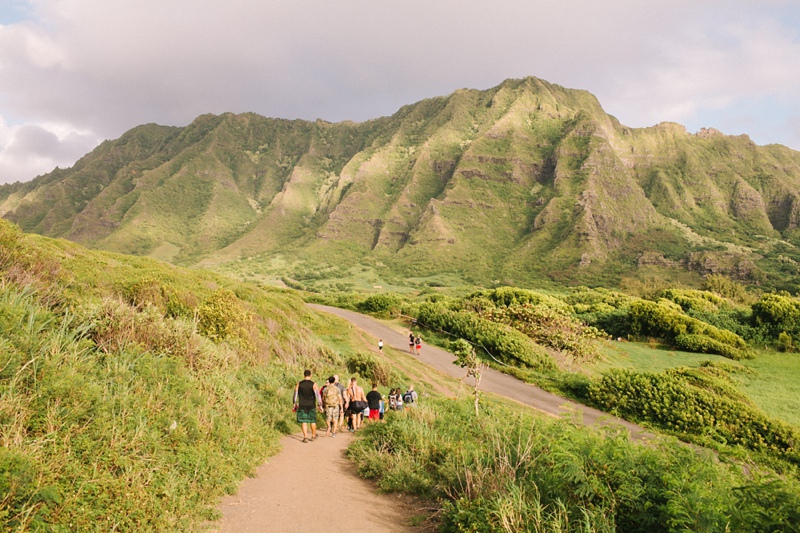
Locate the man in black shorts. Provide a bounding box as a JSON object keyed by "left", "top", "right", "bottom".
{"left": 293, "top": 369, "right": 322, "bottom": 442}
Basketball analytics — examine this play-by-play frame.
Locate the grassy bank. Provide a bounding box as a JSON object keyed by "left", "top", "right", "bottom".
{"left": 349, "top": 395, "right": 800, "bottom": 532}
{"left": 0, "top": 220, "right": 374, "bottom": 531}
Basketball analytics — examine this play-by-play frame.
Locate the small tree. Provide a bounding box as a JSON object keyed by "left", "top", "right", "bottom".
{"left": 452, "top": 339, "right": 486, "bottom": 416}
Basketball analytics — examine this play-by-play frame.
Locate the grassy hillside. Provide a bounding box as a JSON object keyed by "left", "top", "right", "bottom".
{"left": 0, "top": 219, "right": 376, "bottom": 531}
{"left": 4, "top": 78, "right": 800, "bottom": 291}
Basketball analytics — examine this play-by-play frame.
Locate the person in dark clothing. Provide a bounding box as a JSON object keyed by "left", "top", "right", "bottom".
{"left": 293, "top": 369, "right": 322, "bottom": 443}
{"left": 366, "top": 383, "right": 382, "bottom": 422}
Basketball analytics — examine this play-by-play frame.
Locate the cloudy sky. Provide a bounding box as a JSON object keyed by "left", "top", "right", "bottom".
{"left": 1, "top": 0, "right": 799, "bottom": 184}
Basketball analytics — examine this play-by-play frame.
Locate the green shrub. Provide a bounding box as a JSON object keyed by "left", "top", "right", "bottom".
{"left": 483, "top": 303, "right": 606, "bottom": 361}
{"left": 658, "top": 288, "right": 726, "bottom": 313}
{"left": 465, "top": 287, "right": 570, "bottom": 312}
{"left": 674, "top": 333, "right": 752, "bottom": 360}
{"left": 778, "top": 332, "right": 794, "bottom": 353}
{"left": 415, "top": 303, "right": 555, "bottom": 370}
{"left": 587, "top": 369, "right": 800, "bottom": 463}
{"left": 628, "top": 299, "right": 750, "bottom": 359}
{"left": 348, "top": 396, "right": 800, "bottom": 532}
{"left": 357, "top": 292, "right": 403, "bottom": 317}
{"left": 345, "top": 352, "right": 396, "bottom": 386}
{"left": 752, "top": 293, "right": 800, "bottom": 338}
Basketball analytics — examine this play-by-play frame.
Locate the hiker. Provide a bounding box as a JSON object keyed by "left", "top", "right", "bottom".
{"left": 378, "top": 339, "right": 383, "bottom": 352}
{"left": 408, "top": 332, "right": 415, "bottom": 353}
{"left": 403, "top": 385, "right": 418, "bottom": 406}
{"left": 322, "top": 376, "right": 343, "bottom": 437}
{"left": 293, "top": 369, "right": 323, "bottom": 443}
{"left": 334, "top": 374, "right": 347, "bottom": 429}
{"left": 388, "top": 388, "right": 397, "bottom": 410}
{"left": 395, "top": 387, "right": 404, "bottom": 410}
{"left": 366, "top": 383, "right": 382, "bottom": 422}
{"left": 415, "top": 335, "right": 422, "bottom": 355}
{"left": 347, "top": 377, "right": 367, "bottom": 432}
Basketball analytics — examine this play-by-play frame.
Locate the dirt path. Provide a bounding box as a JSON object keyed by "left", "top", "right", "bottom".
{"left": 209, "top": 431, "right": 418, "bottom": 532}
{"left": 308, "top": 304, "right": 651, "bottom": 440}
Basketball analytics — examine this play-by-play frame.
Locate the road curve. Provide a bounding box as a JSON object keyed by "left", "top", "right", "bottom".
{"left": 309, "top": 304, "right": 651, "bottom": 440}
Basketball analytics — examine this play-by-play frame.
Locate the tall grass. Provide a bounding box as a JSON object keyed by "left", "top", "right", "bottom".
{"left": 348, "top": 396, "right": 800, "bottom": 532}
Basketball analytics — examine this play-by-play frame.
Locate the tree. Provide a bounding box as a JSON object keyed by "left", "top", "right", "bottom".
{"left": 452, "top": 339, "right": 486, "bottom": 416}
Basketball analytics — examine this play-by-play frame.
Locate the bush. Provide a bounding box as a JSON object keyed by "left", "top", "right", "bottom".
{"left": 587, "top": 369, "right": 800, "bottom": 463}
{"left": 628, "top": 300, "right": 750, "bottom": 359}
{"left": 752, "top": 293, "right": 800, "bottom": 338}
{"left": 415, "top": 303, "right": 555, "bottom": 370}
{"left": 357, "top": 293, "right": 403, "bottom": 317}
{"left": 674, "top": 333, "right": 752, "bottom": 360}
{"left": 658, "top": 288, "right": 726, "bottom": 313}
{"left": 483, "top": 303, "right": 606, "bottom": 361}
{"left": 348, "top": 396, "right": 800, "bottom": 532}
{"left": 345, "top": 352, "right": 395, "bottom": 386}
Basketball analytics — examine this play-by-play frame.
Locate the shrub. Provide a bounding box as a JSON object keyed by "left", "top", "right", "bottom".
{"left": 415, "top": 303, "right": 555, "bottom": 370}
{"left": 658, "top": 288, "right": 725, "bottom": 313}
{"left": 752, "top": 293, "right": 800, "bottom": 338}
{"left": 628, "top": 299, "right": 750, "bottom": 359}
{"left": 465, "top": 287, "right": 570, "bottom": 312}
{"left": 357, "top": 293, "right": 403, "bottom": 317}
{"left": 777, "top": 332, "right": 794, "bottom": 353}
{"left": 483, "top": 303, "right": 606, "bottom": 361}
{"left": 345, "top": 352, "right": 395, "bottom": 386}
{"left": 587, "top": 369, "right": 800, "bottom": 463}
{"left": 674, "top": 333, "right": 752, "bottom": 360}
{"left": 197, "top": 289, "right": 256, "bottom": 352}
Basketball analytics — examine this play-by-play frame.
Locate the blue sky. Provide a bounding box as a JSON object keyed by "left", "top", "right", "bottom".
{"left": 1, "top": 0, "right": 800, "bottom": 183}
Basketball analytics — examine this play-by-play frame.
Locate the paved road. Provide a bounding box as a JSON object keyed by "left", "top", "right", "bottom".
{"left": 309, "top": 304, "right": 650, "bottom": 440}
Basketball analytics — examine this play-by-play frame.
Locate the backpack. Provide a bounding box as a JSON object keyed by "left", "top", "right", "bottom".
{"left": 324, "top": 384, "right": 340, "bottom": 407}
{"left": 403, "top": 391, "right": 414, "bottom": 404}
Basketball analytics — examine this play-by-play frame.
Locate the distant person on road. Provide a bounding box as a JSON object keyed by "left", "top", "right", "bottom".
{"left": 415, "top": 335, "right": 422, "bottom": 355}
{"left": 347, "top": 377, "right": 367, "bottom": 432}
{"left": 366, "top": 383, "right": 382, "bottom": 422}
{"left": 293, "top": 369, "right": 322, "bottom": 443}
{"left": 409, "top": 332, "right": 415, "bottom": 353}
{"left": 378, "top": 339, "right": 384, "bottom": 353}
{"left": 322, "top": 376, "right": 343, "bottom": 437}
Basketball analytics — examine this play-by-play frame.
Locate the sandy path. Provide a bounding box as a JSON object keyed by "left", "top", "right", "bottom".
{"left": 210, "top": 431, "right": 418, "bottom": 532}
{"left": 308, "top": 304, "right": 651, "bottom": 439}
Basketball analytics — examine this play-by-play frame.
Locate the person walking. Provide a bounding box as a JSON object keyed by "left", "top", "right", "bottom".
{"left": 347, "top": 377, "right": 367, "bottom": 432}
{"left": 293, "top": 369, "right": 322, "bottom": 443}
{"left": 366, "top": 383, "right": 382, "bottom": 423}
{"left": 378, "top": 339, "right": 384, "bottom": 353}
{"left": 415, "top": 335, "right": 422, "bottom": 355}
{"left": 408, "top": 332, "right": 415, "bottom": 354}
{"left": 403, "top": 385, "right": 418, "bottom": 406}
{"left": 334, "top": 374, "right": 347, "bottom": 430}
{"left": 322, "top": 376, "right": 343, "bottom": 437}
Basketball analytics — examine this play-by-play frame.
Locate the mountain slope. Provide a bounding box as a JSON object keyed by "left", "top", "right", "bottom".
{"left": 3, "top": 77, "right": 800, "bottom": 289}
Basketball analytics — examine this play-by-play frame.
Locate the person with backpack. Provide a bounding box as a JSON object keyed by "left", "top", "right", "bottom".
{"left": 403, "top": 385, "right": 418, "bottom": 406}
{"left": 293, "top": 369, "right": 323, "bottom": 443}
{"left": 322, "top": 376, "right": 343, "bottom": 437}
{"left": 334, "top": 374, "right": 347, "bottom": 429}
{"left": 414, "top": 335, "right": 422, "bottom": 355}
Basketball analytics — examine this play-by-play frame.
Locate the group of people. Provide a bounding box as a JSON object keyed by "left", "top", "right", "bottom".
{"left": 408, "top": 332, "right": 422, "bottom": 354}
{"left": 292, "top": 370, "right": 418, "bottom": 443}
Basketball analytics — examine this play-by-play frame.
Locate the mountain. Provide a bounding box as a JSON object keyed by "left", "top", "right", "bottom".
{"left": 3, "top": 77, "right": 800, "bottom": 290}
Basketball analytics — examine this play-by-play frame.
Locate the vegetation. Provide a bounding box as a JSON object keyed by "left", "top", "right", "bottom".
{"left": 4, "top": 77, "right": 800, "bottom": 292}
{"left": 0, "top": 219, "right": 374, "bottom": 531}
{"left": 349, "top": 395, "right": 800, "bottom": 532}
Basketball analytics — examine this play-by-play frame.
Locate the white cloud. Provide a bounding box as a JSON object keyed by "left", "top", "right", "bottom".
{"left": 1, "top": 0, "right": 800, "bottom": 183}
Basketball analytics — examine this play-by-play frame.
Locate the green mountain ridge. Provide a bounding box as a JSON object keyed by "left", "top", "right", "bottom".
{"left": 3, "top": 77, "right": 800, "bottom": 289}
